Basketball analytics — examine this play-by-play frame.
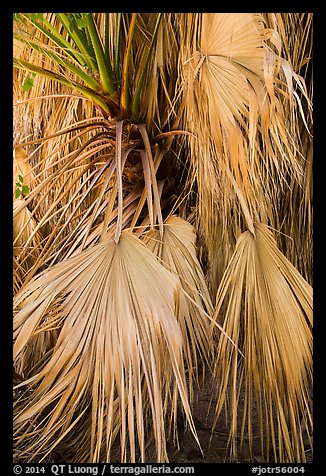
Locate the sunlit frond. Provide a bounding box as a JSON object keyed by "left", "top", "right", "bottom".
{"left": 14, "top": 231, "right": 200, "bottom": 463}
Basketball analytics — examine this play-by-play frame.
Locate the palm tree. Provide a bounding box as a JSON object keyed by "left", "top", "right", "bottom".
{"left": 13, "top": 13, "right": 313, "bottom": 463}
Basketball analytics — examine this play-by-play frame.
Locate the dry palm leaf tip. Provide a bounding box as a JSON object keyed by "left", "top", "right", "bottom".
{"left": 13, "top": 13, "right": 312, "bottom": 463}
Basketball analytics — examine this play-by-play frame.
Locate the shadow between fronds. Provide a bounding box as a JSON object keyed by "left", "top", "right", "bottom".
{"left": 211, "top": 222, "right": 312, "bottom": 463}
{"left": 13, "top": 230, "right": 203, "bottom": 463}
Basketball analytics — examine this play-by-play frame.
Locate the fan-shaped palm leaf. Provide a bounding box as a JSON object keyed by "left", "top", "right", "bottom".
{"left": 212, "top": 223, "right": 312, "bottom": 462}
{"left": 14, "top": 231, "right": 200, "bottom": 463}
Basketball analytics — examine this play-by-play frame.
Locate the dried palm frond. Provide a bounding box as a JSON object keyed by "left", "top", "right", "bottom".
{"left": 178, "top": 13, "right": 311, "bottom": 294}
{"left": 14, "top": 231, "right": 200, "bottom": 463}
{"left": 143, "top": 215, "right": 213, "bottom": 395}
{"left": 212, "top": 222, "right": 312, "bottom": 462}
